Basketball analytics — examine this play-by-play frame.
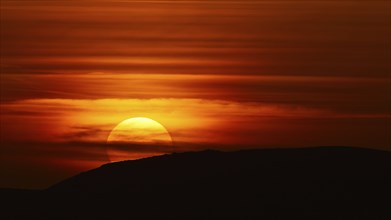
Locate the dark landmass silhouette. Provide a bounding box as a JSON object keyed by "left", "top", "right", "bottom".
{"left": 1, "top": 147, "right": 390, "bottom": 220}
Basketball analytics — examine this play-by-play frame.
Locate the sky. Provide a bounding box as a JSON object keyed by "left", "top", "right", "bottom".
{"left": 1, "top": 0, "right": 390, "bottom": 189}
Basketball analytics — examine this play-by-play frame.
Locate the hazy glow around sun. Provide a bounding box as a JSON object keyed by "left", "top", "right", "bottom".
{"left": 106, "top": 117, "right": 173, "bottom": 162}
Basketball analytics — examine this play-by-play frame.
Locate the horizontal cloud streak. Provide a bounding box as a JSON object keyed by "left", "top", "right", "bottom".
{"left": 1, "top": 98, "right": 390, "bottom": 147}
{"left": 2, "top": 0, "right": 390, "bottom": 77}
{"left": 2, "top": 74, "right": 390, "bottom": 116}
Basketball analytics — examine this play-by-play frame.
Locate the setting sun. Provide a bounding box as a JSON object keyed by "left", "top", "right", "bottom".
{"left": 107, "top": 117, "right": 173, "bottom": 162}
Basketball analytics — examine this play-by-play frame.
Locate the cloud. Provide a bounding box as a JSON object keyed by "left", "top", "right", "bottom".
{"left": 2, "top": 0, "right": 389, "bottom": 77}
{"left": 2, "top": 74, "right": 390, "bottom": 117}
{"left": 1, "top": 98, "right": 390, "bottom": 148}
{"left": 1, "top": 1, "right": 389, "bottom": 119}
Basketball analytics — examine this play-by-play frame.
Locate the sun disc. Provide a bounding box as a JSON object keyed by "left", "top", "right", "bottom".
{"left": 107, "top": 117, "right": 172, "bottom": 162}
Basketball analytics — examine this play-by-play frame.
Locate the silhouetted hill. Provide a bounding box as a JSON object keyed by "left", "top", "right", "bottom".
{"left": 2, "top": 147, "right": 391, "bottom": 220}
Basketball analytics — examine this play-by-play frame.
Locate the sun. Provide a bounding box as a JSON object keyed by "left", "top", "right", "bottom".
{"left": 107, "top": 117, "right": 173, "bottom": 162}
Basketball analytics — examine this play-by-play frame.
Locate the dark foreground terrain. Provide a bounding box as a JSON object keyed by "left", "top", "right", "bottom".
{"left": 1, "top": 147, "right": 390, "bottom": 219}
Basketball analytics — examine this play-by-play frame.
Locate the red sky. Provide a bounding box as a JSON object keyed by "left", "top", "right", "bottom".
{"left": 1, "top": 0, "right": 390, "bottom": 189}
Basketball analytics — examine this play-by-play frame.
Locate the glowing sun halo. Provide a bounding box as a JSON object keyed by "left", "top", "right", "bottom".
{"left": 107, "top": 117, "right": 173, "bottom": 162}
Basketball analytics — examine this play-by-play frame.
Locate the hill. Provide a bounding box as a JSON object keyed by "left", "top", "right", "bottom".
{"left": 2, "top": 147, "right": 391, "bottom": 219}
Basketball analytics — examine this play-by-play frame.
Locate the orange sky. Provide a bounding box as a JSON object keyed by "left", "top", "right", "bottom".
{"left": 1, "top": 0, "right": 390, "bottom": 189}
